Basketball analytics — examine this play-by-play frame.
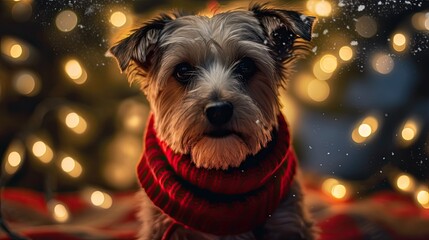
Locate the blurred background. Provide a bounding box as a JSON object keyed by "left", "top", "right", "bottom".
{"left": 0, "top": 0, "right": 429, "bottom": 228}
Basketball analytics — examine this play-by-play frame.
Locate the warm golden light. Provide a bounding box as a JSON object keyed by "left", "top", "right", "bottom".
{"left": 10, "top": 44, "right": 22, "bottom": 58}
{"left": 314, "top": 1, "right": 332, "bottom": 17}
{"left": 355, "top": 16, "right": 377, "bottom": 38}
{"left": 53, "top": 203, "right": 69, "bottom": 223}
{"left": 352, "top": 116, "right": 379, "bottom": 143}
{"left": 31, "top": 140, "right": 53, "bottom": 163}
{"left": 110, "top": 11, "right": 127, "bottom": 27}
{"left": 392, "top": 33, "right": 407, "bottom": 52}
{"left": 412, "top": 13, "right": 427, "bottom": 30}
{"left": 60, "top": 156, "right": 82, "bottom": 178}
{"left": 65, "top": 112, "right": 80, "bottom": 128}
{"left": 65, "top": 59, "right": 83, "bottom": 80}
{"left": 339, "top": 46, "right": 353, "bottom": 61}
{"left": 362, "top": 116, "right": 379, "bottom": 133}
{"left": 3, "top": 141, "right": 25, "bottom": 175}
{"left": 331, "top": 184, "right": 347, "bottom": 199}
{"left": 56, "top": 10, "right": 78, "bottom": 32}
{"left": 322, "top": 178, "right": 338, "bottom": 193}
{"left": 313, "top": 60, "right": 333, "bottom": 80}
{"left": 1, "top": 37, "right": 29, "bottom": 61}
{"left": 417, "top": 190, "right": 429, "bottom": 206}
{"left": 358, "top": 123, "right": 372, "bottom": 138}
{"left": 351, "top": 128, "right": 366, "bottom": 143}
{"left": 91, "top": 191, "right": 113, "bottom": 209}
{"left": 372, "top": 53, "right": 394, "bottom": 75}
{"left": 7, "top": 151, "right": 22, "bottom": 167}
{"left": 61, "top": 157, "right": 75, "bottom": 173}
{"left": 32, "top": 141, "right": 47, "bottom": 157}
{"left": 65, "top": 112, "right": 88, "bottom": 134}
{"left": 307, "top": 79, "right": 330, "bottom": 102}
{"left": 402, "top": 127, "right": 415, "bottom": 141}
{"left": 319, "top": 54, "right": 338, "bottom": 73}
{"left": 400, "top": 120, "right": 419, "bottom": 143}
{"left": 396, "top": 174, "right": 415, "bottom": 192}
{"left": 13, "top": 72, "right": 40, "bottom": 96}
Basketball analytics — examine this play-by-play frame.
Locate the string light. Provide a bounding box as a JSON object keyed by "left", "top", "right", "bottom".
{"left": 56, "top": 10, "right": 78, "bottom": 32}
{"left": 49, "top": 200, "right": 70, "bottom": 223}
{"left": 307, "top": 79, "right": 330, "bottom": 102}
{"left": 60, "top": 156, "right": 82, "bottom": 178}
{"left": 395, "top": 174, "right": 415, "bottom": 192}
{"left": 322, "top": 178, "right": 349, "bottom": 200}
{"left": 400, "top": 119, "right": 419, "bottom": 143}
{"left": 352, "top": 115, "right": 379, "bottom": 143}
{"left": 412, "top": 11, "right": 429, "bottom": 30}
{"left": 319, "top": 54, "right": 338, "bottom": 73}
{"left": 13, "top": 71, "right": 41, "bottom": 96}
{"left": 90, "top": 190, "right": 113, "bottom": 209}
{"left": 338, "top": 46, "right": 353, "bottom": 61}
{"left": 30, "top": 138, "right": 53, "bottom": 163}
{"left": 64, "top": 111, "right": 88, "bottom": 134}
{"left": 64, "top": 59, "right": 87, "bottom": 84}
{"left": 372, "top": 53, "right": 394, "bottom": 75}
{"left": 313, "top": 60, "right": 333, "bottom": 80}
{"left": 392, "top": 33, "right": 407, "bottom": 52}
{"left": 416, "top": 189, "right": 429, "bottom": 208}
{"left": 314, "top": 1, "right": 332, "bottom": 17}
{"left": 110, "top": 11, "right": 127, "bottom": 27}
{"left": 3, "top": 141, "right": 25, "bottom": 175}
{"left": 0, "top": 37, "right": 29, "bottom": 61}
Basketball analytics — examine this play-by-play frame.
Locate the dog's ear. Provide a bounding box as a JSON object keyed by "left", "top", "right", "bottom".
{"left": 107, "top": 14, "right": 172, "bottom": 72}
{"left": 250, "top": 4, "right": 315, "bottom": 61}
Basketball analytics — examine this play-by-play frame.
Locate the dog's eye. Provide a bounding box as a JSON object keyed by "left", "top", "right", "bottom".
{"left": 234, "top": 57, "right": 257, "bottom": 82}
{"left": 173, "top": 62, "right": 195, "bottom": 84}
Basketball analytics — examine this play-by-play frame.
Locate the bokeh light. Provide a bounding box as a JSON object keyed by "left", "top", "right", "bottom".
{"left": 64, "top": 111, "right": 88, "bottom": 134}
{"left": 110, "top": 11, "right": 127, "bottom": 27}
{"left": 392, "top": 33, "right": 407, "bottom": 52}
{"left": 31, "top": 139, "right": 53, "bottom": 163}
{"left": 339, "top": 46, "right": 353, "bottom": 61}
{"left": 91, "top": 190, "right": 113, "bottom": 209}
{"left": 56, "top": 10, "right": 78, "bottom": 32}
{"left": 358, "top": 123, "right": 372, "bottom": 138}
{"left": 307, "top": 79, "right": 330, "bottom": 102}
{"left": 51, "top": 202, "right": 70, "bottom": 223}
{"left": 314, "top": 1, "right": 332, "bottom": 17}
{"left": 355, "top": 16, "right": 377, "bottom": 38}
{"left": 12, "top": 1, "right": 32, "bottom": 22}
{"left": 1, "top": 37, "right": 29, "bottom": 61}
{"left": 416, "top": 189, "right": 429, "bottom": 208}
{"left": 331, "top": 184, "right": 347, "bottom": 199}
{"left": 13, "top": 71, "right": 41, "bottom": 96}
{"left": 352, "top": 115, "right": 379, "bottom": 143}
{"left": 319, "top": 54, "right": 338, "bottom": 73}
{"left": 372, "top": 53, "right": 394, "bottom": 75}
{"left": 313, "top": 60, "right": 333, "bottom": 80}
{"left": 60, "top": 156, "right": 82, "bottom": 178}
{"left": 64, "top": 59, "right": 87, "bottom": 84}
{"left": 396, "top": 174, "right": 415, "bottom": 192}
{"left": 3, "top": 141, "right": 25, "bottom": 175}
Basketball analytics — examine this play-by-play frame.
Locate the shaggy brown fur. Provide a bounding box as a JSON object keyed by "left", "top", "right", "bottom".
{"left": 109, "top": 3, "right": 316, "bottom": 239}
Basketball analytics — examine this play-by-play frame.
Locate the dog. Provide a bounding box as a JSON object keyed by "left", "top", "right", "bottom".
{"left": 109, "top": 3, "right": 315, "bottom": 240}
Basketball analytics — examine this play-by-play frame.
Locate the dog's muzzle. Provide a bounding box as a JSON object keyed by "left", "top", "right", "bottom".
{"left": 204, "top": 101, "right": 233, "bottom": 126}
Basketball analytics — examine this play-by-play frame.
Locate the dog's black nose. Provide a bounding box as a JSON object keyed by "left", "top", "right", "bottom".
{"left": 205, "top": 101, "right": 233, "bottom": 126}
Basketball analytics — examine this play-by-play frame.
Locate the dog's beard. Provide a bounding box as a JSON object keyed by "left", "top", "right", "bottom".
{"left": 191, "top": 134, "right": 249, "bottom": 170}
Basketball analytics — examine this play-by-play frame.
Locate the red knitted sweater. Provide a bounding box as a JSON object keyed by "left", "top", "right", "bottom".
{"left": 137, "top": 114, "right": 297, "bottom": 236}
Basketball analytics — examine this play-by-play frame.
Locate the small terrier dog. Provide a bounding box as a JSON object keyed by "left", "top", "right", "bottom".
{"left": 109, "top": 3, "right": 315, "bottom": 240}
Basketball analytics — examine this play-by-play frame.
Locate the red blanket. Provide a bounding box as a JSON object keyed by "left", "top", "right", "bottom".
{"left": 1, "top": 188, "right": 429, "bottom": 240}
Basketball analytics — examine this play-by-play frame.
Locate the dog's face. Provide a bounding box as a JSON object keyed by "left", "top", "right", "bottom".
{"left": 109, "top": 4, "right": 314, "bottom": 170}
